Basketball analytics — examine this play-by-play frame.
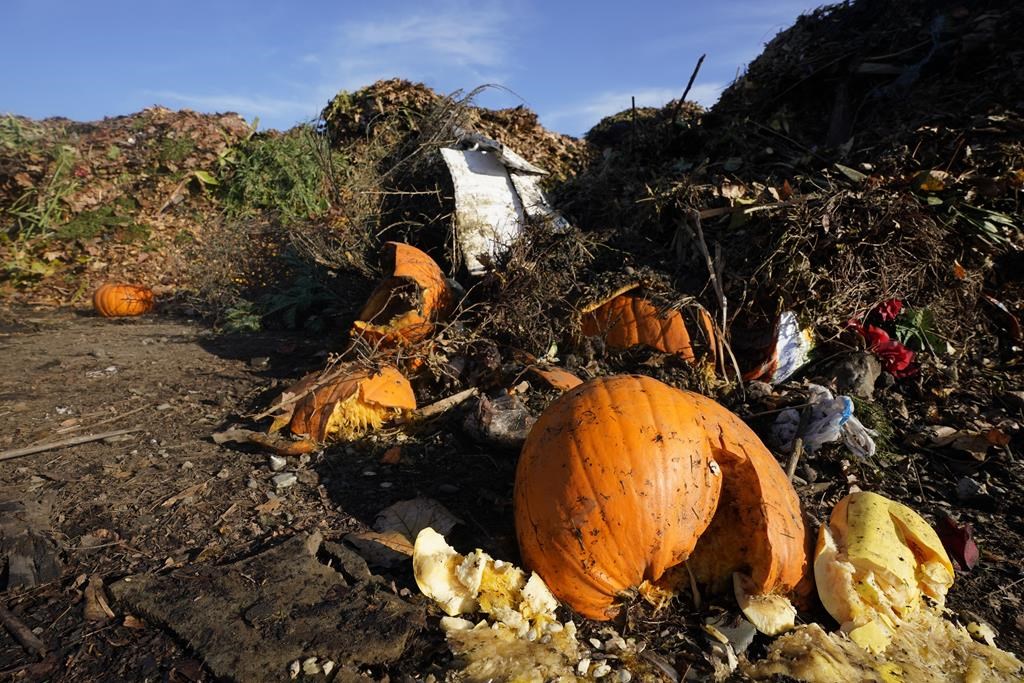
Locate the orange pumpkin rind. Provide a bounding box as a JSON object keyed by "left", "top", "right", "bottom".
{"left": 270, "top": 364, "right": 415, "bottom": 442}
{"left": 580, "top": 293, "right": 716, "bottom": 367}
{"left": 514, "top": 375, "right": 727, "bottom": 620}
{"left": 353, "top": 242, "right": 453, "bottom": 344}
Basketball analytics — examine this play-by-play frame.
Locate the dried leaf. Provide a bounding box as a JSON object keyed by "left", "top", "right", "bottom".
{"left": 913, "top": 169, "right": 949, "bottom": 192}
{"left": 211, "top": 428, "right": 316, "bottom": 456}
{"left": 160, "top": 482, "right": 208, "bottom": 508}
{"left": 834, "top": 163, "right": 867, "bottom": 183}
{"left": 79, "top": 528, "right": 120, "bottom": 550}
{"left": 346, "top": 530, "right": 412, "bottom": 568}
{"left": 985, "top": 428, "right": 1011, "bottom": 447}
{"left": 380, "top": 446, "right": 402, "bottom": 464}
{"left": 255, "top": 498, "right": 282, "bottom": 514}
{"left": 123, "top": 615, "right": 147, "bottom": 629}
{"left": 374, "top": 497, "right": 461, "bottom": 539}
{"left": 780, "top": 179, "right": 795, "bottom": 200}
{"left": 84, "top": 575, "right": 115, "bottom": 622}
{"left": 937, "top": 516, "right": 979, "bottom": 571}
{"left": 720, "top": 180, "right": 747, "bottom": 200}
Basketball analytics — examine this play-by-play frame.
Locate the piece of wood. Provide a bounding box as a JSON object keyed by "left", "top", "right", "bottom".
{"left": 786, "top": 406, "right": 813, "bottom": 481}
{"left": 404, "top": 388, "right": 477, "bottom": 421}
{"left": 671, "top": 53, "right": 706, "bottom": 125}
{"left": 0, "top": 604, "right": 47, "bottom": 656}
{"left": 0, "top": 427, "right": 142, "bottom": 463}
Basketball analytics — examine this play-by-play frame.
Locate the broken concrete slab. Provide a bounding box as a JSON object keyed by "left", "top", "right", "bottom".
{"left": 110, "top": 532, "right": 425, "bottom": 682}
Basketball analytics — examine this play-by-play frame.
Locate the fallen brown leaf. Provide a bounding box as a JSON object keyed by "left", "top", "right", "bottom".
{"left": 84, "top": 575, "right": 115, "bottom": 622}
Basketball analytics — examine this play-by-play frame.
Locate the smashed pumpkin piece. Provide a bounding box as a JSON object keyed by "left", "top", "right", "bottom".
{"left": 269, "top": 364, "right": 415, "bottom": 442}
{"left": 744, "top": 611, "right": 1023, "bottom": 682}
{"left": 353, "top": 242, "right": 453, "bottom": 344}
{"left": 815, "top": 491, "right": 954, "bottom": 653}
{"left": 514, "top": 375, "right": 807, "bottom": 621}
{"left": 580, "top": 290, "right": 716, "bottom": 364}
{"left": 413, "top": 529, "right": 580, "bottom": 682}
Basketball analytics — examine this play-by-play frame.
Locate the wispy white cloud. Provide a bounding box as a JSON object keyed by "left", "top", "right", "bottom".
{"left": 146, "top": 90, "right": 318, "bottom": 119}
{"left": 542, "top": 83, "right": 725, "bottom": 135}
{"left": 327, "top": 2, "right": 514, "bottom": 91}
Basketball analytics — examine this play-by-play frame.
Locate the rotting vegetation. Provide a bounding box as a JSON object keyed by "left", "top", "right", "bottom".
{"left": 1, "top": 0, "right": 1023, "bottom": 680}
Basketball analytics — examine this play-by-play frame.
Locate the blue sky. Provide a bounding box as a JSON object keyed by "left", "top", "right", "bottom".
{"left": 2, "top": 1, "right": 822, "bottom": 137}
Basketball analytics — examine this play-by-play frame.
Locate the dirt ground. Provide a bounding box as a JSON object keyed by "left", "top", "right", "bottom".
{"left": 0, "top": 308, "right": 529, "bottom": 681}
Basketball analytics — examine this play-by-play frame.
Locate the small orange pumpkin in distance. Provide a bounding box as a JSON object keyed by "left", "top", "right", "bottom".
{"left": 353, "top": 242, "right": 453, "bottom": 344}
{"left": 513, "top": 374, "right": 806, "bottom": 621}
{"left": 93, "top": 283, "right": 155, "bottom": 317}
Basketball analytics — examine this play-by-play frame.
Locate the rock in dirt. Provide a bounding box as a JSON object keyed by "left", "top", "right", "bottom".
{"left": 109, "top": 532, "right": 425, "bottom": 681}
{"left": 830, "top": 351, "right": 882, "bottom": 399}
{"left": 272, "top": 472, "right": 297, "bottom": 490}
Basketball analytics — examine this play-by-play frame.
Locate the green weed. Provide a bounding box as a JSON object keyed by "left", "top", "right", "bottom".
{"left": 157, "top": 135, "right": 196, "bottom": 166}
{"left": 56, "top": 197, "right": 149, "bottom": 242}
{"left": 222, "top": 299, "right": 263, "bottom": 333}
{"left": 219, "top": 125, "right": 340, "bottom": 225}
{"left": 2, "top": 145, "right": 78, "bottom": 284}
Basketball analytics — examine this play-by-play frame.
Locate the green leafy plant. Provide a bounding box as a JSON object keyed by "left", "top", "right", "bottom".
{"left": 56, "top": 197, "right": 149, "bottom": 242}
{"left": 219, "top": 125, "right": 339, "bottom": 225}
{"left": 222, "top": 299, "right": 263, "bottom": 333}
{"left": 2, "top": 144, "right": 78, "bottom": 283}
{"left": 895, "top": 307, "right": 946, "bottom": 354}
{"left": 950, "top": 204, "right": 1018, "bottom": 248}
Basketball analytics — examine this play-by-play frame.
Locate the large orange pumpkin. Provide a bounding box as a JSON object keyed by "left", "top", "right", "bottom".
{"left": 93, "top": 283, "right": 155, "bottom": 317}
{"left": 352, "top": 242, "right": 453, "bottom": 344}
{"left": 514, "top": 374, "right": 806, "bottom": 621}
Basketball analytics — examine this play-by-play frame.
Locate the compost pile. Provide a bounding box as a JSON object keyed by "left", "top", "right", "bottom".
{"left": 1, "top": 0, "right": 1023, "bottom": 681}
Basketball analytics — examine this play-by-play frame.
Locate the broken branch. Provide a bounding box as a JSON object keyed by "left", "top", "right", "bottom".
{"left": 0, "top": 428, "right": 142, "bottom": 463}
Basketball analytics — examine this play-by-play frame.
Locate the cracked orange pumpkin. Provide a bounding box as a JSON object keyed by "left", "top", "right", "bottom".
{"left": 93, "top": 283, "right": 154, "bottom": 317}
{"left": 353, "top": 242, "right": 453, "bottom": 344}
{"left": 270, "top": 364, "right": 416, "bottom": 442}
{"left": 513, "top": 374, "right": 806, "bottom": 621}
{"left": 580, "top": 291, "right": 716, "bottom": 364}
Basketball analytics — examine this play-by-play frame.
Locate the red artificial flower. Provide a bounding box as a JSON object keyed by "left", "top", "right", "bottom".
{"left": 851, "top": 323, "right": 918, "bottom": 377}
{"left": 875, "top": 299, "right": 904, "bottom": 322}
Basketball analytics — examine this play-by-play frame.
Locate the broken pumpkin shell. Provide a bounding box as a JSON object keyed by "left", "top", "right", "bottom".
{"left": 270, "top": 364, "right": 415, "bottom": 442}
{"left": 814, "top": 490, "right": 955, "bottom": 653}
{"left": 513, "top": 374, "right": 806, "bottom": 621}
{"left": 580, "top": 292, "right": 716, "bottom": 364}
{"left": 93, "top": 283, "right": 155, "bottom": 317}
{"left": 353, "top": 242, "right": 453, "bottom": 344}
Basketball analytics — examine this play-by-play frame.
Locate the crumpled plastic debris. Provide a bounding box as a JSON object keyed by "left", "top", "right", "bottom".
{"left": 462, "top": 393, "right": 536, "bottom": 448}
{"left": 772, "top": 384, "right": 876, "bottom": 458}
{"left": 441, "top": 129, "right": 569, "bottom": 276}
{"left": 743, "top": 310, "right": 814, "bottom": 384}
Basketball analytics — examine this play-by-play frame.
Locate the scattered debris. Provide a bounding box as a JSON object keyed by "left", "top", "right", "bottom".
{"left": 773, "top": 384, "right": 876, "bottom": 459}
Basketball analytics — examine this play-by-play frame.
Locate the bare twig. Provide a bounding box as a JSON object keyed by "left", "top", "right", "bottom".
{"left": 786, "top": 406, "right": 813, "bottom": 481}
{"left": 404, "top": 388, "right": 478, "bottom": 422}
{"left": 0, "top": 605, "right": 47, "bottom": 656}
{"left": 0, "top": 428, "right": 142, "bottom": 463}
{"left": 56, "top": 402, "right": 155, "bottom": 434}
{"left": 672, "top": 53, "right": 706, "bottom": 125}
